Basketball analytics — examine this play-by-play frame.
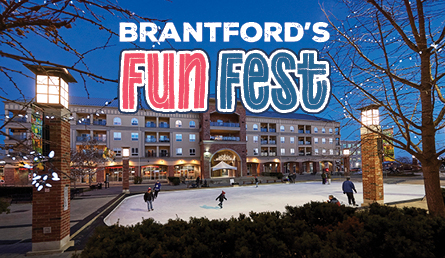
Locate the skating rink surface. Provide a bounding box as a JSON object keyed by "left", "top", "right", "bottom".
{"left": 104, "top": 181, "right": 426, "bottom": 226}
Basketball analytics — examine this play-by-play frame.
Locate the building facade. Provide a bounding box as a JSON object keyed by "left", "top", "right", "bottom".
{"left": 3, "top": 97, "right": 341, "bottom": 184}
{"left": 341, "top": 140, "right": 362, "bottom": 171}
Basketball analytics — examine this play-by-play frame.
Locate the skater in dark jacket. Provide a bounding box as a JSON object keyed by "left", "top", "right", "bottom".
{"left": 215, "top": 191, "right": 227, "bottom": 208}
{"left": 144, "top": 187, "right": 155, "bottom": 211}
{"left": 154, "top": 180, "right": 161, "bottom": 198}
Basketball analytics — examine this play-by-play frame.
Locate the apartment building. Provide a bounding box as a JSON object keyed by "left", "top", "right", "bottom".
{"left": 3, "top": 97, "right": 341, "bottom": 184}
{"left": 341, "top": 140, "right": 362, "bottom": 171}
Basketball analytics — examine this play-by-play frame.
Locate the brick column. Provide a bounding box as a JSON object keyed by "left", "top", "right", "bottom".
{"left": 4, "top": 165, "right": 15, "bottom": 185}
{"left": 122, "top": 159, "right": 130, "bottom": 194}
{"left": 167, "top": 165, "right": 175, "bottom": 177}
{"left": 31, "top": 108, "right": 72, "bottom": 253}
{"left": 361, "top": 127, "right": 384, "bottom": 206}
{"left": 96, "top": 167, "right": 105, "bottom": 183}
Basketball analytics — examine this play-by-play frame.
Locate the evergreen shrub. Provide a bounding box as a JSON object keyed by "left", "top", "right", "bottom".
{"left": 81, "top": 202, "right": 445, "bottom": 258}
{"left": 168, "top": 177, "right": 180, "bottom": 185}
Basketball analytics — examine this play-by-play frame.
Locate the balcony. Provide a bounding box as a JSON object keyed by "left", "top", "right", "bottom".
{"left": 260, "top": 128, "right": 268, "bottom": 132}
{"left": 145, "top": 151, "right": 157, "bottom": 157}
{"left": 306, "top": 130, "right": 311, "bottom": 134}
{"left": 298, "top": 130, "right": 304, "bottom": 133}
{"left": 261, "top": 140, "right": 268, "bottom": 145}
{"left": 76, "top": 136, "right": 91, "bottom": 142}
{"left": 299, "top": 152, "right": 305, "bottom": 156}
{"left": 93, "top": 120, "right": 106, "bottom": 126}
{"left": 210, "top": 121, "right": 240, "bottom": 127}
{"left": 145, "top": 122, "right": 156, "bottom": 128}
{"left": 269, "top": 140, "right": 276, "bottom": 145}
{"left": 269, "top": 128, "right": 276, "bottom": 132}
{"left": 145, "top": 138, "right": 157, "bottom": 143}
{"left": 159, "top": 138, "right": 170, "bottom": 143}
{"left": 306, "top": 152, "right": 312, "bottom": 156}
{"left": 261, "top": 152, "right": 268, "bottom": 156}
{"left": 269, "top": 152, "right": 277, "bottom": 156}
{"left": 159, "top": 152, "right": 169, "bottom": 157}
{"left": 306, "top": 141, "right": 311, "bottom": 145}
{"left": 210, "top": 136, "right": 240, "bottom": 141}
{"left": 298, "top": 141, "right": 304, "bottom": 145}
{"left": 159, "top": 122, "right": 169, "bottom": 128}
{"left": 93, "top": 136, "right": 107, "bottom": 142}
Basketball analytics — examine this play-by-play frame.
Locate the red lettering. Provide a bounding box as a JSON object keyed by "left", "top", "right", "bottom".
{"left": 119, "top": 51, "right": 146, "bottom": 113}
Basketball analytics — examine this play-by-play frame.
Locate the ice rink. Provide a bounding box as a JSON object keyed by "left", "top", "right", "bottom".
{"left": 104, "top": 181, "right": 426, "bottom": 226}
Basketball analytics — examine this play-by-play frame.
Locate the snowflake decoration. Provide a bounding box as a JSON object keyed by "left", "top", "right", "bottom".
{"left": 32, "top": 171, "right": 60, "bottom": 191}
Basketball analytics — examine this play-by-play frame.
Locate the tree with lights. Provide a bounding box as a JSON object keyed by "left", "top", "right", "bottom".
{"left": 323, "top": 0, "right": 445, "bottom": 216}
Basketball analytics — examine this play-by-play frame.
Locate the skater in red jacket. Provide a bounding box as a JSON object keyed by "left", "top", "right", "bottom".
{"left": 215, "top": 191, "right": 227, "bottom": 208}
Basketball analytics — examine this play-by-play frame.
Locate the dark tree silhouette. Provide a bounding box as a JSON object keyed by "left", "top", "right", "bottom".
{"left": 322, "top": 0, "right": 445, "bottom": 216}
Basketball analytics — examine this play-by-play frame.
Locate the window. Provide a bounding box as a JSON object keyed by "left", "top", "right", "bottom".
{"left": 131, "top": 132, "right": 138, "bottom": 141}
{"left": 290, "top": 137, "right": 295, "bottom": 144}
{"left": 189, "top": 121, "right": 196, "bottom": 128}
{"left": 175, "top": 120, "right": 182, "bottom": 128}
{"left": 131, "top": 148, "right": 138, "bottom": 156}
{"left": 253, "top": 136, "right": 258, "bottom": 143}
{"left": 246, "top": 136, "right": 248, "bottom": 142}
{"left": 281, "top": 148, "right": 285, "bottom": 155}
{"left": 322, "top": 149, "right": 326, "bottom": 154}
{"left": 290, "top": 148, "right": 295, "bottom": 154}
{"left": 358, "top": 150, "right": 361, "bottom": 155}
{"left": 113, "top": 148, "right": 122, "bottom": 157}
{"left": 329, "top": 149, "right": 334, "bottom": 155}
{"left": 189, "top": 134, "right": 196, "bottom": 142}
{"left": 314, "top": 127, "right": 318, "bottom": 133}
{"left": 329, "top": 128, "right": 333, "bottom": 134}
{"left": 113, "top": 117, "right": 121, "bottom": 125}
{"left": 113, "top": 132, "right": 121, "bottom": 140}
{"left": 329, "top": 138, "right": 333, "bottom": 144}
{"left": 131, "top": 118, "right": 138, "bottom": 125}
{"left": 176, "top": 148, "right": 182, "bottom": 155}
{"left": 253, "top": 148, "right": 259, "bottom": 155}
{"left": 253, "top": 124, "right": 258, "bottom": 130}
{"left": 315, "top": 148, "right": 319, "bottom": 155}
{"left": 322, "top": 138, "right": 326, "bottom": 144}
{"left": 290, "top": 126, "right": 294, "bottom": 132}
{"left": 190, "top": 148, "right": 196, "bottom": 155}
{"left": 280, "top": 125, "right": 285, "bottom": 132}
{"left": 281, "top": 137, "right": 285, "bottom": 143}
{"left": 176, "top": 134, "right": 182, "bottom": 141}
{"left": 314, "top": 137, "right": 319, "bottom": 144}
{"left": 322, "top": 128, "right": 326, "bottom": 133}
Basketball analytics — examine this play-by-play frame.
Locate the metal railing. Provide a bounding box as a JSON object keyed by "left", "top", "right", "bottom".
{"left": 145, "top": 122, "right": 156, "bottom": 128}
{"left": 210, "top": 121, "right": 240, "bottom": 127}
{"left": 159, "top": 122, "right": 169, "bottom": 128}
{"left": 93, "top": 120, "right": 106, "bottom": 126}
{"left": 145, "top": 138, "right": 157, "bottom": 143}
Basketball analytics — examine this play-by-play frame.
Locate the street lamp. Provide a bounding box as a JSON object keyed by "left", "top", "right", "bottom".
{"left": 122, "top": 147, "right": 130, "bottom": 194}
{"left": 25, "top": 65, "right": 76, "bottom": 254}
{"left": 358, "top": 104, "right": 384, "bottom": 206}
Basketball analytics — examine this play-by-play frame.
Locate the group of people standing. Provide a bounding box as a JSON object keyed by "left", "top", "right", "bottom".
{"left": 321, "top": 171, "right": 332, "bottom": 185}
{"left": 143, "top": 180, "right": 162, "bottom": 212}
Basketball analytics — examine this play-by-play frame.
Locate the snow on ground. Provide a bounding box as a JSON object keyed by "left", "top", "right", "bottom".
{"left": 104, "top": 181, "right": 425, "bottom": 226}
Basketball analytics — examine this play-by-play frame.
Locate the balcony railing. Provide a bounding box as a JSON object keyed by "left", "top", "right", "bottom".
{"left": 299, "top": 152, "right": 305, "bottom": 156}
{"left": 145, "top": 152, "right": 157, "bottom": 157}
{"left": 159, "top": 122, "right": 169, "bottom": 128}
{"left": 159, "top": 152, "right": 169, "bottom": 157}
{"left": 269, "top": 152, "right": 277, "bottom": 156}
{"left": 298, "top": 130, "right": 304, "bottom": 133}
{"left": 261, "top": 140, "right": 268, "bottom": 144}
{"left": 210, "top": 136, "right": 240, "bottom": 141}
{"left": 76, "top": 136, "right": 91, "bottom": 142}
{"left": 260, "top": 128, "right": 268, "bottom": 132}
{"left": 93, "top": 136, "right": 106, "bottom": 142}
{"left": 261, "top": 152, "right": 268, "bottom": 156}
{"left": 210, "top": 121, "right": 240, "bottom": 127}
{"left": 306, "top": 130, "right": 311, "bottom": 134}
{"left": 298, "top": 141, "right": 304, "bottom": 145}
{"left": 269, "top": 140, "right": 276, "bottom": 144}
{"left": 10, "top": 117, "right": 27, "bottom": 123}
{"left": 77, "top": 120, "right": 90, "bottom": 125}
{"left": 93, "top": 120, "right": 106, "bottom": 126}
{"left": 159, "top": 138, "right": 170, "bottom": 143}
{"left": 145, "top": 122, "right": 156, "bottom": 128}
{"left": 9, "top": 134, "right": 27, "bottom": 141}
{"left": 145, "top": 138, "right": 157, "bottom": 143}
{"left": 269, "top": 128, "right": 276, "bottom": 132}
{"left": 306, "top": 141, "right": 311, "bottom": 145}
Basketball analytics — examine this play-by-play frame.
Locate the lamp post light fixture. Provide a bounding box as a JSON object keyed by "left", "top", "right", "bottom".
{"left": 359, "top": 104, "right": 384, "bottom": 206}
{"left": 122, "top": 147, "right": 130, "bottom": 194}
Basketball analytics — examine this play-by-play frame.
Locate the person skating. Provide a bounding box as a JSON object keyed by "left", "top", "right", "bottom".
{"left": 327, "top": 172, "right": 332, "bottom": 185}
{"left": 154, "top": 180, "right": 161, "bottom": 199}
{"left": 144, "top": 187, "right": 155, "bottom": 211}
{"left": 215, "top": 190, "right": 227, "bottom": 208}
{"left": 321, "top": 171, "right": 327, "bottom": 184}
{"left": 196, "top": 176, "right": 201, "bottom": 188}
{"left": 342, "top": 176, "right": 358, "bottom": 206}
{"left": 255, "top": 176, "right": 259, "bottom": 187}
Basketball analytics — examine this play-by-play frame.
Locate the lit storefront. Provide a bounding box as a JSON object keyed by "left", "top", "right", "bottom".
{"left": 142, "top": 165, "right": 167, "bottom": 180}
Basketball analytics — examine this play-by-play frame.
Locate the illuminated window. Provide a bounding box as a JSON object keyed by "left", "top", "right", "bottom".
{"left": 113, "top": 117, "right": 121, "bottom": 125}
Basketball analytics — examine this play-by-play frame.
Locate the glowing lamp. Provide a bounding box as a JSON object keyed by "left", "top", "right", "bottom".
{"left": 359, "top": 104, "right": 380, "bottom": 126}
{"left": 122, "top": 147, "right": 130, "bottom": 158}
{"left": 26, "top": 65, "right": 76, "bottom": 109}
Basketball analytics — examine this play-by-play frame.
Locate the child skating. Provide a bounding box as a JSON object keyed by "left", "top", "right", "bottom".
{"left": 215, "top": 190, "right": 227, "bottom": 208}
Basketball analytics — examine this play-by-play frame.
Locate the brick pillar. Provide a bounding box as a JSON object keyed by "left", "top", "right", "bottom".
{"left": 298, "top": 162, "right": 303, "bottom": 174}
{"left": 96, "top": 167, "right": 105, "bottom": 183}
{"left": 361, "top": 127, "right": 384, "bottom": 206}
{"left": 32, "top": 109, "right": 71, "bottom": 253}
{"left": 122, "top": 159, "right": 130, "bottom": 194}
{"left": 167, "top": 165, "right": 175, "bottom": 177}
{"left": 344, "top": 156, "right": 351, "bottom": 176}
{"left": 314, "top": 162, "right": 319, "bottom": 173}
{"left": 4, "top": 165, "right": 15, "bottom": 185}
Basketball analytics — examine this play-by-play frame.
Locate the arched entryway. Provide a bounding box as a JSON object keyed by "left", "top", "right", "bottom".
{"left": 210, "top": 149, "right": 241, "bottom": 178}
